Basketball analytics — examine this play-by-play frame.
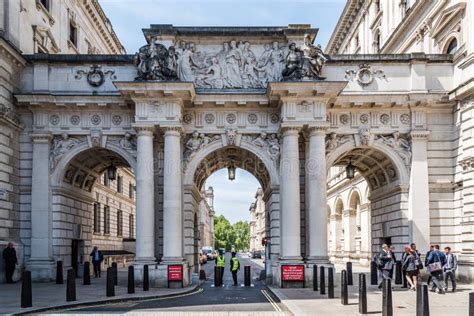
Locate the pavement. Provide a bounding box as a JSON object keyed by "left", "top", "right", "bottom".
{"left": 263, "top": 263, "right": 472, "bottom": 316}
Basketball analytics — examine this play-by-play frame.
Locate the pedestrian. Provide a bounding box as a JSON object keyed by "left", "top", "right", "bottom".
{"left": 401, "top": 246, "right": 409, "bottom": 288}
{"left": 230, "top": 251, "right": 240, "bottom": 286}
{"left": 90, "top": 246, "right": 104, "bottom": 278}
{"left": 376, "top": 243, "right": 395, "bottom": 289}
{"left": 389, "top": 245, "right": 396, "bottom": 279}
{"left": 216, "top": 250, "right": 225, "bottom": 285}
{"left": 443, "top": 246, "right": 457, "bottom": 292}
{"left": 425, "top": 245, "right": 434, "bottom": 287}
{"left": 402, "top": 247, "right": 420, "bottom": 291}
{"left": 2, "top": 242, "right": 18, "bottom": 283}
{"left": 426, "top": 244, "right": 446, "bottom": 294}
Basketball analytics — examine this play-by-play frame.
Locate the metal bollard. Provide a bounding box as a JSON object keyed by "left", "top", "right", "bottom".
{"left": 359, "top": 273, "right": 368, "bottom": 315}
{"left": 128, "top": 265, "right": 135, "bottom": 294}
{"left": 395, "top": 261, "right": 402, "bottom": 285}
{"left": 341, "top": 270, "right": 349, "bottom": 305}
{"left": 199, "top": 269, "right": 206, "bottom": 280}
{"left": 56, "top": 260, "right": 63, "bottom": 284}
{"left": 382, "top": 278, "right": 393, "bottom": 316}
{"left": 417, "top": 284, "right": 430, "bottom": 316}
{"left": 370, "top": 261, "right": 378, "bottom": 285}
{"left": 313, "top": 265, "right": 318, "bottom": 291}
{"left": 328, "top": 267, "right": 334, "bottom": 299}
{"left": 244, "top": 265, "right": 251, "bottom": 286}
{"left": 112, "top": 262, "right": 118, "bottom": 286}
{"left": 319, "top": 266, "right": 326, "bottom": 295}
{"left": 143, "top": 265, "right": 149, "bottom": 291}
{"left": 106, "top": 267, "right": 114, "bottom": 297}
{"left": 21, "top": 271, "right": 32, "bottom": 308}
{"left": 83, "top": 262, "right": 91, "bottom": 285}
{"left": 346, "top": 262, "right": 353, "bottom": 286}
{"left": 66, "top": 269, "right": 76, "bottom": 302}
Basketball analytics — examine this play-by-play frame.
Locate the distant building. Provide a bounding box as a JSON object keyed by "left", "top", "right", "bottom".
{"left": 199, "top": 186, "right": 215, "bottom": 249}
{"left": 249, "top": 188, "right": 265, "bottom": 254}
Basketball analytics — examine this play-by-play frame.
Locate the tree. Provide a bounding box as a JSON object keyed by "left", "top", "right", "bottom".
{"left": 213, "top": 215, "right": 250, "bottom": 252}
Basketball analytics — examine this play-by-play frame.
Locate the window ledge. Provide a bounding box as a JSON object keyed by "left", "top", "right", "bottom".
{"left": 68, "top": 40, "right": 79, "bottom": 53}
{"left": 35, "top": 1, "right": 55, "bottom": 26}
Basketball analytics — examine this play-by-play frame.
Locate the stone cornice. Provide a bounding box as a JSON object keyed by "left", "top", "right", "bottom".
{"left": 410, "top": 130, "right": 430, "bottom": 140}
{"left": 0, "top": 105, "right": 24, "bottom": 130}
{"left": 0, "top": 36, "right": 27, "bottom": 68}
{"left": 31, "top": 133, "right": 52, "bottom": 143}
{"left": 459, "top": 157, "right": 474, "bottom": 171}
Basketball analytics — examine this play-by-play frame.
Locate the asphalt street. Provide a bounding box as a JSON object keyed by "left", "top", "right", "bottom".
{"left": 59, "top": 253, "right": 290, "bottom": 314}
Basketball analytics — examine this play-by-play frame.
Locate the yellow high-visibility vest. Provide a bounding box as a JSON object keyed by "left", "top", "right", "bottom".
{"left": 231, "top": 257, "right": 239, "bottom": 271}
{"left": 216, "top": 255, "right": 225, "bottom": 267}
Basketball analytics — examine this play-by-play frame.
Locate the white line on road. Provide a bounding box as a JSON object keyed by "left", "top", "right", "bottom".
{"left": 261, "top": 289, "right": 282, "bottom": 312}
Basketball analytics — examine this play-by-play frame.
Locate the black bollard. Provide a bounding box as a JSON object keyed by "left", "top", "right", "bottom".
{"left": 469, "top": 292, "right": 474, "bottom": 316}
{"left": 346, "top": 262, "right": 353, "bottom": 286}
{"left": 106, "top": 267, "right": 114, "bottom": 297}
{"left": 214, "top": 266, "right": 219, "bottom": 287}
{"left": 341, "top": 270, "right": 348, "bottom": 305}
{"left": 66, "top": 269, "right": 76, "bottom": 302}
{"left": 199, "top": 269, "right": 206, "bottom": 280}
{"left": 112, "top": 262, "right": 118, "bottom": 286}
{"left": 382, "top": 278, "right": 393, "bottom": 316}
{"left": 417, "top": 284, "right": 430, "bottom": 316}
{"left": 395, "top": 261, "right": 402, "bottom": 285}
{"left": 319, "top": 266, "right": 326, "bottom": 295}
{"left": 244, "top": 265, "right": 251, "bottom": 286}
{"left": 313, "top": 265, "right": 318, "bottom": 291}
{"left": 328, "top": 267, "right": 334, "bottom": 299}
{"left": 128, "top": 265, "right": 135, "bottom": 294}
{"left": 21, "top": 271, "right": 32, "bottom": 308}
{"left": 83, "top": 262, "right": 91, "bottom": 285}
{"left": 56, "top": 260, "right": 63, "bottom": 284}
{"left": 359, "top": 273, "right": 368, "bottom": 315}
{"left": 370, "top": 261, "right": 378, "bottom": 285}
{"left": 143, "top": 265, "right": 149, "bottom": 291}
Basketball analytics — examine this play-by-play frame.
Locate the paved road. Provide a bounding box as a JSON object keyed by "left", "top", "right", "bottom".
{"left": 60, "top": 253, "right": 290, "bottom": 315}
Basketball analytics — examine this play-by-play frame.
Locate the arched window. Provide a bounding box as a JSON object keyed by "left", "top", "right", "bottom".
{"left": 445, "top": 38, "right": 458, "bottom": 54}
{"left": 374, "top": 31, "right": 381, "bottom": 53}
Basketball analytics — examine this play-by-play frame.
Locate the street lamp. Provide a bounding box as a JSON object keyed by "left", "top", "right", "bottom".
{"left": 106, "top": 162, "right": 117, "bottom": 181}
{"left": 346, "top": 159, "right": 355, "bottom": 180}
{"left": 228, "top": 162, "right": 236, "bottom": 181}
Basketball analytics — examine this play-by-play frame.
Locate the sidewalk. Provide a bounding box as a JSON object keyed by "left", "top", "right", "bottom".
{"left": 267, "top": 264, "right": 471, "bottom": 316}
{"left": 0, "top": 269, "right": 201, "bottom": 315}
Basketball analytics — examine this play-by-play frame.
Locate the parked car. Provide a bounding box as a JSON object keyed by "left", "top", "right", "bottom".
{"left": 202, "top": 247, "right": 214, "bottom": 260}
{"left": 219, "top": 248, "right": 226, "bottom": 255}
{"left": 252, "top": 250, "right": 262, "bottom": 259}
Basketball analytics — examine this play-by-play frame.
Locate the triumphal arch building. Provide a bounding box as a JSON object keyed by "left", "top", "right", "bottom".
{"left": 15, "top": 24, "right": 459, "bottom": 286}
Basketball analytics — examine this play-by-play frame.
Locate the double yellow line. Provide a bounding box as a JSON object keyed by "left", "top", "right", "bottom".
{"left": 261, "top": 289, "right": 282, "bottom": 312}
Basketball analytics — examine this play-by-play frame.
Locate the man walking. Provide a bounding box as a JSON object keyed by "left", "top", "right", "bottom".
{"left": 90, "top": 246, "right": 103, "bottom": 278}
{"left": 230, "top": 252, "right": 240, "bottom": 286}
{"left": 427, "top": 244, "right": 446, "bottom": 294}
{"left": 2, "top": 242, "right": 17, "bottom": 283}
{"left": 376, "top": 244, "right": 395, "bottom": 289}
{"left": 443, "top": 246, "right": 457, "bottom": 292}
{"left": 425, "top": 245, "right": 434, "bottom": 286}
{"left": 401, "top": 246, "right": 409, "bottom": 288}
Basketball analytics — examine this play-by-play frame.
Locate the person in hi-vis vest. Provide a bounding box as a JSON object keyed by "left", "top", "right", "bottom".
{"left": 216, "top": 250, "right": 225, "bottom": 285}
{"left": 230, "top": 252, "right": 240, "bottom": 286}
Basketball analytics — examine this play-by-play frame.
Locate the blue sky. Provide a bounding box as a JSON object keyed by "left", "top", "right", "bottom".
{"left": 99, "top": 0, "right": 345, "bottom": 223}
{"left": 100, "top": 0, "right": 346, "bottom": 53}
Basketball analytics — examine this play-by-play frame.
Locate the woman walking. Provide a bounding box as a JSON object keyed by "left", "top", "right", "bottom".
{"left": 402, "top": 247, "right": 420, "bottom": 291}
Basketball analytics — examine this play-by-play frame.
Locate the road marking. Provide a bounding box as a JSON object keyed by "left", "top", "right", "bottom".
{"left": 261, "top": 289, "right": 282, "bottom": 312}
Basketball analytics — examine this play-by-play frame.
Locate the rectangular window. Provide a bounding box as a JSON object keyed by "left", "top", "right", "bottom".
{"left": 39, "top": 0, "right": 50, "bottom": 11}
{"left": 129, "top": 182, "right": 134, "bottom": 199}
{"left": 117, "top": 176, "right": 123, "bottom": 193}
{"left": 93, "top": 203, "right": 100, "bottom": 233}
{"left": 103, "top": 173, "right": 109, "bottom": 187}
{"left": 103, "top": 205, "right": 110, "bottom": 234}
{"left": 69, "top": 21, "right": 77, "bottom": 47}
{"left": 117, "top": 211, "right": 122, "bottom": 236}
{"left": 129, "top": 214, "right": 134, "bottom": 238}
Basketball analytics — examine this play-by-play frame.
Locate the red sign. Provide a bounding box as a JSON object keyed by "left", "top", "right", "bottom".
{"left": 168, "top": 265, "right": 183, "bottom": 281}
{"left": 281, "top": 265, "right": 305, "bottom": 281}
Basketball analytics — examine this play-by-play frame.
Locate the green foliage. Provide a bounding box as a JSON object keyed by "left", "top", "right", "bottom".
{"left": 213, "top": 215, "right": 250, "bottom": 252}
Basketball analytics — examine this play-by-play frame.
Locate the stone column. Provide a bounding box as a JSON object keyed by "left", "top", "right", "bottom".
{"left": 162, "top": 127, "right": 183, "bottom": 262}
{"left": 279, "top": 127, "right": 301, "bottom": 260}
{"left": 408, "top": 131, "right": 430, "bottom": 252}
{"left": 134, "top": 127, "right": 156, "bottom": 264}
{"left": 306, "top": 127, "right": 329, "bottom": 262}
{"left": 27, "top": 133, "right": 54, "bottom": 281}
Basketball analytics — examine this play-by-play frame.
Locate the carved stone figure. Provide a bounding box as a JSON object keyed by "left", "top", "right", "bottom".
{"left": 377, "top": 132, "right": 411, "bottom": 165}
{"left": 325, "top": 133, "right": 352, "bottom": 151}
{"left": 359, "top": 127, "right": 371, "bottom": 146}
{"left": 226, "top": 129, "right": 237, "bottom": 146}
{"left": 135, "top": 39, "right": 177, "bottom": 80}
{"left": 282, "top": 34, "right": 327, "bottom": 80}
{"left": 225, "top": 41, "right": 243, "bottom": 88}
{"left": 177, "top": 42, "right": 199, "bottom": 82}
{"left": 118, "top": 132, "right": 137, "bottom": 151}
{"left": 196, "top": 57, "right": 224, "bottom": 89}
{"left": 269, "top": 41, "right": 285, "bottom": 82}
{"left": 183, "top": 131, "right": 221, "bottom": 162}
{"left": 243, "top": 133, "right": 280, "bottom": 160}
{"left": 50, "top": 133, "right": 83, "bottom": 169}
{"left": 252, "top": 132, "right": 267, "bottom": 147}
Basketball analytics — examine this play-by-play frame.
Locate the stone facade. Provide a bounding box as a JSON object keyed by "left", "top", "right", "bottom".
{"left": 249, "top": 188, "right": 265, "bottom": 254}
{"left": 198, "top": 186, "right": 215, "bottom": 250}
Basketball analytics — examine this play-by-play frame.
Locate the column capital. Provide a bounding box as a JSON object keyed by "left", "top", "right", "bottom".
{"left": 308, "top": 125, "right": 329, "bottom": 136}
{"left": 161, "top": 126, "right": 183, "bottom": 136}
{"left": 133, "top": 125, "right": 155, "bottom": 136}
{"left": 279, "top": 126, "right": 301, "bottom": 136}
{"left": 410, "top": 130, "right": 430, "bottom": 140}
{"left": 31, "top": 133, "right": 52, "bottom": 143}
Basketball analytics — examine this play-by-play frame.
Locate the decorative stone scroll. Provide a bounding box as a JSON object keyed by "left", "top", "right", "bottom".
{"left": 242, "top": 132, "right": 281, "bottom": 161}
{"left": 375, "top": 132, "right": 412, "bottom": 165}
{"left": 345, "top": 64, "right": 386, "bottom": 86}
{"left": 183, "top": 131, "right": 221, "bottom": 162}
{"left": 75, "top": 65, "right": 116, "bottom": 87}
{"left": 50, "top": 133, "right": 85, "bottom": 169}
